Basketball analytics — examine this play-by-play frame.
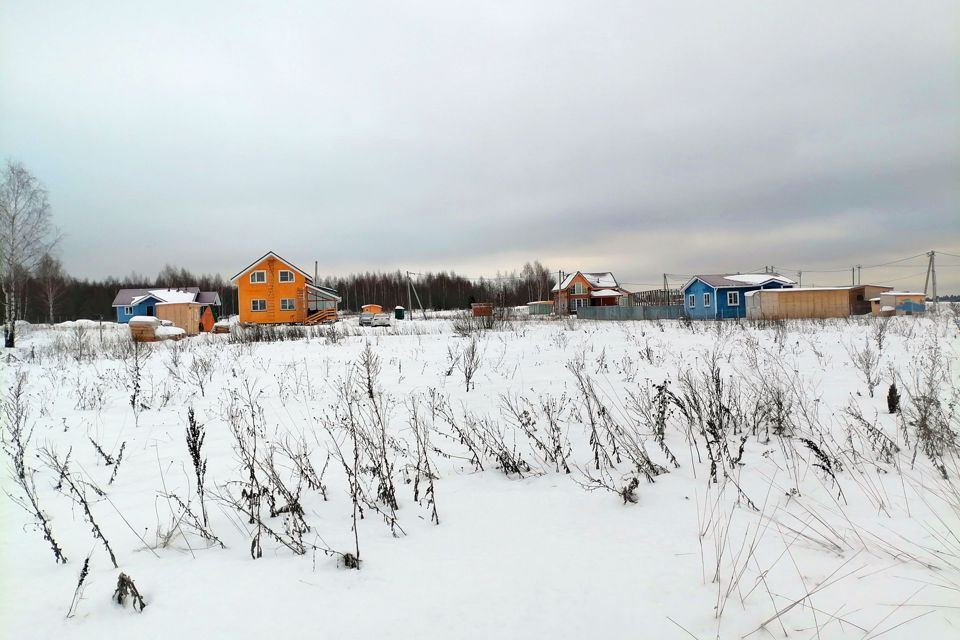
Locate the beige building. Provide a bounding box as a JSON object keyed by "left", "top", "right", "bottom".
{"left": 746, "top": 285, "right": 892, "bottom": 320}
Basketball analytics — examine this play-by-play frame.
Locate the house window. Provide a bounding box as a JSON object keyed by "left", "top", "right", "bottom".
{"left": 573, "top": 282, "right": 586, "bottom": 295}
{"left": 250, "top": 270, "right": 266, "bottom": 284}
{"left": 123, "top": 306, "right": 133, "bottom": 315}
{"left": 251, "top": 299, "right": 267, "bottom": 312}
{"left": 278, "top": 270, "right": 295, "bottom": 283}
{"left": 280, "top": 298, "right": 296, "bottom": 311}
{"left": 727, "top": 291, "right": 740, "bottom": 306}
{"left": 703, "top": 292, "right": 712, "bottom": 307}
{"left": 688, "top": 295, "right": 695, "bottom": 308}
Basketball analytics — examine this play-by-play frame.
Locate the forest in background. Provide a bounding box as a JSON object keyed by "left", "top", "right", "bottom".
{"left": 9, "top": 258, "right": 556, "bottom": 323}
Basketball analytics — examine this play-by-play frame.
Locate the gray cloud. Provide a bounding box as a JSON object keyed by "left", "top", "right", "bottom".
{"left": 1, "top": 0, "right": 957, "bottom": 290}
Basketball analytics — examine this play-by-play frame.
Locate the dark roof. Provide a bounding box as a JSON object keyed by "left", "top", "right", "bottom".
{"left": 683, "top": 273, "right": 796, "bottom": 290}
{"left": 229, "top": 251, "right": 313, "bottom": 283}
{"left": 195, "top": 291, "right": 221, "bottom": 306}
{"left": 111, "top": 287, "right": 221, "bottom": 307}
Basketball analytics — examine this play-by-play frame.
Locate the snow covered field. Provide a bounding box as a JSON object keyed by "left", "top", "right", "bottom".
{"left": 2, "top": 311, "right": 959, "bottom": 639}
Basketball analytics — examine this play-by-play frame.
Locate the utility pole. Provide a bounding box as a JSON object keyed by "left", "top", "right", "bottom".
{"left": 856, "top": 264, "right": 862, "bottom": 285}
{"left": 797, "top": 270, "right": 802, "bottom": 287}
{"left": 924, "top": 251, "right": 938, "bottom": 314}
{"left": 406, "top": 271, "right": 413, "bottom": 319}
{"left": 663, "top": 273, "right": 669, "bottom": 305}
{"left": 556, "top": 270, "right": 563, "bottom": 316}
{"left": 851, "top": 266, "right": 855, "bottom": 286}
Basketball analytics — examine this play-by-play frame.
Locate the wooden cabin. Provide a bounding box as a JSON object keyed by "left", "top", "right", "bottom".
{"left": 683, "top": 274, "right": 795, "bottom": 320}
{"left": 231, "top": 251, "right": 341, "bottom": 325}
{"left": 745, "top": 285, "right": 892, "bottom": 320}
{"left": 552, "top": 272, "right": 631, "bottom": 315}
{"left": 361, "top": 304, "right": 384, "bottom": 314}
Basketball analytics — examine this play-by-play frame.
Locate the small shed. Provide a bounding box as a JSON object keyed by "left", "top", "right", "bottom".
{"left": 471, "top": 303, "right": 494, "bottom": 317}
{"left": 526, "top": 300, "right": 555, "bottom": 315}
{"left": 361, "top": 304, "right": 384, "bottom": 314}
{"left": 394, "top": 306, "right": 406, "bottom": 320}
{"left": 156, "top": 302, "right": 202, "bottom": 336}
{"left": 873, "top": 292, "right": 926, "bottom": 316}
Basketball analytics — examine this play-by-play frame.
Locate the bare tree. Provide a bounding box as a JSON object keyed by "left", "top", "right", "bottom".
{"left": 0, "top": 161, "right": 59, "bottom": 346}
{"left": 35, "top": 252, "right": 66, "bottom": 324}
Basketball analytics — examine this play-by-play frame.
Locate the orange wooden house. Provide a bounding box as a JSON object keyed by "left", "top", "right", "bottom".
{"left": 231, "top": 251, "right": 340, "bottom": 325}
{"left": 552, "top": 271, "right": 631, "bottom": 314}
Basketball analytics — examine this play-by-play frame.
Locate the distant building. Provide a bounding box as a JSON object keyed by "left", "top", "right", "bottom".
{"left": 112, "top": 287, "right": 221, "bottom": 332}
{"left": 230, "top": 251, "right": 340, "bottom": 325}
{"left": 551, "top": 271, "right": 631, "bottom": 314}
{"left": 746, "top": 285, "right": 892, "bottom": 320}
{"left": 871, "top": 291, "right": 927, "bottom": 317}
{"left": 682, "top": 274, "right": 795, "bottom": 319}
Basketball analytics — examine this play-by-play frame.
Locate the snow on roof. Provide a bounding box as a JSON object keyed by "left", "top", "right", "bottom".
{"left": 149, "top": 289, "right": 199, "bottom": 303}
{"left": 684, "top": 273, "right": 796, "bottom": 290}
{"left": 128, "top": 316, "right": 160, "bottom": 326}
{"left": 552, "top": 271, "right": 618, "bottom": 292}
{"left": 724, "top": 274, "right": 796, "bottom": 286}
{"left": 883, "top": 291, "right": 924, "bottom": 296}
{"left": 590, "top": 288, "right": 625, "bottom": 297}
{"left": 113, "top": 287, "right": 219, "bottom": 307}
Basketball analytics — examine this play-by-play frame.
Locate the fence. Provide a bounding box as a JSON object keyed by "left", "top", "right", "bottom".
{"left": 576, "top": 305, "right": 684, "bottom": 321}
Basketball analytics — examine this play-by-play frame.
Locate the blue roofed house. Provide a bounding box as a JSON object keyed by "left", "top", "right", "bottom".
{"left": 112, "top": 287, "right": 221, "bottom": 324}
{"left": 682, "top": 274, "right": 796, "bottom": 319}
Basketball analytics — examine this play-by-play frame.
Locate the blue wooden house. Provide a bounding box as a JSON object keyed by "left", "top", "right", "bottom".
{"left": 112, "top": 288, "right": 221, "bottom": 323}
{"left": 682, "top": 274, "right": 795, "bottom": 319}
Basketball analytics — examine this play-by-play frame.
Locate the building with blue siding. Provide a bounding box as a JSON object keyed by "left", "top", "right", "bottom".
{"left": 112, "top": 288, "right": 221, "bottom": 323}
{"left": 681, "top": 274, "right": 795, "bottom": 319}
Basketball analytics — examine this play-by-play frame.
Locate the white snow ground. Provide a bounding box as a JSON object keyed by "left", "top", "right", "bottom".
{"left": 2, "top": 312, "right": 959, "bottom": 639}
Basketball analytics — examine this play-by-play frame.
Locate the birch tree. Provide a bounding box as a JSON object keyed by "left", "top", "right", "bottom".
{"left": 0, "top": 161, "right": 59, "bottom": 347}
{"left": 36, "top": 253, "right": 67, "bottom": 324}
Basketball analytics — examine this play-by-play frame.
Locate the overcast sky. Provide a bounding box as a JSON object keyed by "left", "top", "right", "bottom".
{"left": 1, "top": 1, "right": 958, "bottom": 291}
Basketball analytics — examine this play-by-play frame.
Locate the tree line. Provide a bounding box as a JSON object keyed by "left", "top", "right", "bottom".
{"left": 2, "top": 159, "right": 558, "bottom": 342}
{"left": 9, "top": 260, "right": 556, "bottom": 325}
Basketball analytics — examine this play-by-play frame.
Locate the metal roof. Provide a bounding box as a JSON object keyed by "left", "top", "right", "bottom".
{"left": 682, "top": 273, "right": 796, "bottom": 291}
{"left": 112, "top": 287, "right": 221, "bottom": 307}
{"left": 551, "top": 271, "right": 619, "bottom": 292}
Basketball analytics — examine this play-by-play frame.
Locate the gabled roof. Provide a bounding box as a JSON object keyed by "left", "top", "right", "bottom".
{"left": 229, "top": 251, "right": 313, "bottom": 283}
{"left": 195, "top": 291, "right": 222, "bottom": 306}
{"left": 551, "top": 271, "right": 619, "bottom": 292}
{"left": 682, "top": 273, "right": 796, "bottom": 291}
{"left": 112, "top": 287, "right": 221, "bottom": 307}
